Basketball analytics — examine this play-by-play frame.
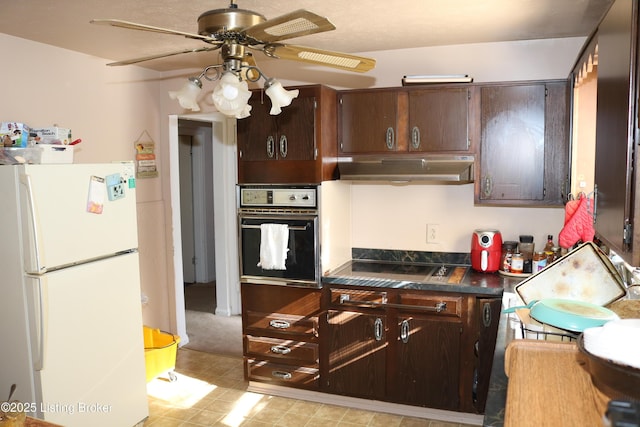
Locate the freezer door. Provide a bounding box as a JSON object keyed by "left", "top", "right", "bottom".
{"left": 28, "top": 253, "right": 148, "bottom": 427}
{"left": 20, "top": 163, "right": 138, "bottom": 273}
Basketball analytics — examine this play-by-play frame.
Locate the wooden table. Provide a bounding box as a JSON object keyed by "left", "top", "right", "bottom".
{"left": 504, "top": 340, "right": 609, "bottom": 427}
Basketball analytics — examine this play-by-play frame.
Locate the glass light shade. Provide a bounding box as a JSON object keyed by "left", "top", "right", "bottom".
{"left": 212, "top": 72, "right": 252, "bottom": 119}
{"left": 168, "top": 77, "right": 202, "bottom": 111}
{"left": 264, "top": 79, "right": 299, "bottom": 115}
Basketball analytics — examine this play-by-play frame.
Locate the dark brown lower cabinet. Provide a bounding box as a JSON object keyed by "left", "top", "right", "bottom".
{"left": 242, "top": 283, "right": 500, "bottom": 414}
{"left": 394, "top": 315, "right": 461, "bottom": 410}
{"left": 324, "top": 309, "right": 387, "bottom": 400}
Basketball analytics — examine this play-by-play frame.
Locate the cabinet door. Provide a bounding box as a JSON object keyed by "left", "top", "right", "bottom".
{"left": 594, "top": 0, "right": 638, "bottom": 264}
{"left": 479, "top": 84, "right": 546, "bottom": 202}
{"left": 237, "top": 94, "right": 316, "bottom": 162}
{"left": 338, "top": 90, "right": 399, "bottom": 154}
{"left": 276, "top": 94, "right": 317, "bottom": 161}
{"left": 408, "top": 88, "right": 470, "bottom": 152}
{"left": 237, "top": 99, "right": 278, "bottom": 161}
{"left": 325, "top": 309, "right": 386, "bottom": 400}
{"left": 394, "top": 314, "right": 461, "bottom": 410}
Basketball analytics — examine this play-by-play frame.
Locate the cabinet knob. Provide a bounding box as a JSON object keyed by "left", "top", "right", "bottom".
{"left": 270, "top": 345, "right": 292, "bottom": 355}
{"left": 482, "top": 175, "right": 493, "bottom": 198}
{"left": 386, "top": 127, "right": 395, "bottom": 150}
{"left": 269, "top": 319, "right": 291, "bottom": 329}
{"left": 400, "top": 319, "right": 410, "bottom": 343}
{"left": 271, "top": 370, "right": 293, "bottom": 380}
{"left": 374, "top": 317, "right": 384, "bottom": 341}
{"left": 279, "top": 134, "right": 288, "bottom": 158}
{"left": 411, "top": 126, "right": 421, "bottom": 149}
{"left": 266, "top": 136, "right": 275, "bottom": 158}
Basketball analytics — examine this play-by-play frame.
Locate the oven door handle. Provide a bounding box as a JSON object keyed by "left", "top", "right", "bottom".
{"left": 240, "top": 223, "right": 309, "bottom": 231}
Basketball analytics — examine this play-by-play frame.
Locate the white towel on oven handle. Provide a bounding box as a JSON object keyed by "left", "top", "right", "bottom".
{"left": 257, "top": 223, "right": 289, "bottom": 270}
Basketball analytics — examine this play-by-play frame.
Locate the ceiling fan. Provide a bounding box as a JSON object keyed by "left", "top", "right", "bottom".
{"left": 91, "top": 1, "right": 376, "bottom": 117}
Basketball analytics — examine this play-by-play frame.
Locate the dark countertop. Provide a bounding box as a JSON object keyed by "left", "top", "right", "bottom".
{"left": 323, "top": 259, "right": 523, "bottom": 296}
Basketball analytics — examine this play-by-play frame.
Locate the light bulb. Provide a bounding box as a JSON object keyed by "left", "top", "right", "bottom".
{"left": 212, "top": 72, "right": 252, "bottom": 119}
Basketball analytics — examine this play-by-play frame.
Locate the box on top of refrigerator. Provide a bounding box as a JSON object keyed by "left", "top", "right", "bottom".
{"left": 38, "top": 144, "right": 74, "bottom": 164}
{"left": 1, "top": 122, "right": 31, "bottom": 147}
{"left": 32, "top": 127, "right": 72, "bottom": 145}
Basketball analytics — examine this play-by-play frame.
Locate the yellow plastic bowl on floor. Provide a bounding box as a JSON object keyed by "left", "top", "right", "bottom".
{"left": 143, "top": 326, "right": 180, "bottom": 382}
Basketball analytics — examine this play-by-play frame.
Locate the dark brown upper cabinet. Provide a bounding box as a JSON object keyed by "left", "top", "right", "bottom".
{"left": 337, "top": 86, "right": 475, "bottom": 155}
{"left": 592, "top": 0, "right": 640, "bottom": 265}
{"left": 476, "top": 80, "right": 570, "bottom": 206}
{"left": 237, "top": 85, "right": 337, "bottom": 184}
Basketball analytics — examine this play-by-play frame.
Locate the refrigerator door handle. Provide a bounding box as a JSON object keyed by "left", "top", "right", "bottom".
{"left": 26, "top": 276, "right": 46, "bottom": 371}
{"left": 19, "top": 174, "right": 43, "bottom": 273}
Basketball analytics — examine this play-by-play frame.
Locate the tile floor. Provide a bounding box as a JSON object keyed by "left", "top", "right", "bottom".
{"left": 143, "top": 348, "right": 478, "bottom": 427}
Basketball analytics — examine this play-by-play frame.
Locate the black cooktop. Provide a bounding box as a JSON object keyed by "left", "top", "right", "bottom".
{"left": 331, "top": 260, "right": 471, "bottom": 287}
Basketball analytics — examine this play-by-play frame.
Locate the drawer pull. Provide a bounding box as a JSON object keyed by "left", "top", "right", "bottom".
{"left": 374, "top": 317, "right": 383, "bottom": 341}
{"left": 270, "top": 345, "right": 292, "bottom": 355}
{"left": 271, "top": 370, "right": 292, "bottom": 380}
{"left": 400, "top": 319, "right": 410, "bottom": 343}
{"left": 269, "top": 319, "right": 291, "bottom": 329}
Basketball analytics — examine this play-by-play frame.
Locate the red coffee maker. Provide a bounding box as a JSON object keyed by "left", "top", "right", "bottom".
{"left": 471, "top": 229, "right": 502, "bottom": 272}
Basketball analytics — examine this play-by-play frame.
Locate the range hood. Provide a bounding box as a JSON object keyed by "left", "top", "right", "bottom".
{"left": 337, "top": 155, "right": 475, "bottom": 183}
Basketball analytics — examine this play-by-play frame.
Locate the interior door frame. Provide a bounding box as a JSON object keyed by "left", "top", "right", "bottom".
{"left": 168, "top": 113, "right": 240, "bottom": 344}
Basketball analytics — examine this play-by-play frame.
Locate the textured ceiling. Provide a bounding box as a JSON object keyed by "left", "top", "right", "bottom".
{"left": 2, "top": 0, "right": 612, "bottom": 72}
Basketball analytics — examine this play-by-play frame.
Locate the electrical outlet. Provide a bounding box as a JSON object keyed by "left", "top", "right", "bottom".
{"left": 426, "top": 224, "right": 440, "bottom": 244}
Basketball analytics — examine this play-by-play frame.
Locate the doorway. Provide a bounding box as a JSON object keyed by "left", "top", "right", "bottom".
{"left": 178, "top": 120, "right": 216, "bottom": 314}
{"left": 168, "top": 113, "right": 241, "bottom": 347}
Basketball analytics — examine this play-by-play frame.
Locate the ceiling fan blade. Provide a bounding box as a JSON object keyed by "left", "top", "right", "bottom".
{"left": 265, "top": 44, "right": 376, "bottom": 73}
{"left": 243, "top": 9, "right": 335, "bottom": 43}
{"left": 105, "top": 46, "right": 220, "bottom": 66}
{"left": 90, "top": 19, "right": 220, "bottom": 43}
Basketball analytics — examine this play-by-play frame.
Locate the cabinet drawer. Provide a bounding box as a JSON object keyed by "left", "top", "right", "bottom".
{"left": 245, "top": 311, "right": 318, "bottom": 338}
{"left": 245, "top": 335, "right": 318, "bottom": 364}
{"left": 246, "top": 359, "right": 319, "bottom": 390}
{"left": 241, "top": 283, "right": 321, "bottom": 316}
{"left": 329, "top": 288, "right": 388, "bottom": 309}
{"left": 398, "top": 293, "right": 463, "bottom": 318}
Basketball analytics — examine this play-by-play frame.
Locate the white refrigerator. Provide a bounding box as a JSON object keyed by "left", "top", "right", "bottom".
{"left": 0, "top": 163, "right": 149, "bottom": 426}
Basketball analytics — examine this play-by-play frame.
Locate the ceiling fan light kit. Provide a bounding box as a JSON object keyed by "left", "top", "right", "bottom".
{"left": 91, "top": 1, "right": 375, "bottom": 118}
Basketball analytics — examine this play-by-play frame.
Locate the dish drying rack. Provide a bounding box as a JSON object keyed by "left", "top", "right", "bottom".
{"left": 519, "top": 321, "right": 579, "bottom": 342}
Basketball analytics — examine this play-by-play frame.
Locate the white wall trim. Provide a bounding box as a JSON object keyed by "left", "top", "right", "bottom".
{"left": 168, "top": 113, "right": 240, "bottom": 345}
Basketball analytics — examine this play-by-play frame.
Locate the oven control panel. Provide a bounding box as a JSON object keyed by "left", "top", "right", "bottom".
{"left": 240, "top": 186, "right": 317, "bottom": 208}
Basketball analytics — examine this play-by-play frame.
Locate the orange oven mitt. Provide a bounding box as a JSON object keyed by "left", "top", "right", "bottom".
{"left": 559, "top": 195, "right": 595, "bottom": 248}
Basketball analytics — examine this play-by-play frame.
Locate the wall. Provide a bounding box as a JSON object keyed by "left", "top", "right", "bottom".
{"left": 0, "top": 34, "right": 171, "bottom": 329}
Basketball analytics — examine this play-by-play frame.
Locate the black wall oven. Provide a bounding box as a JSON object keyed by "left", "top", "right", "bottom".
{"left": 238, "top": 185, "right": 320, "bottom": 287}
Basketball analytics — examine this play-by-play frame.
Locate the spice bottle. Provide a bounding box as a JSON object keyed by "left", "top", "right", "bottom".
{"left": 500, "top": 241, "right": 518, "bottom": 272}
{"left": 532, "top": 251, "right": 547, "bottom": 272}
{"left": 510, "top": 252, "right": 524, "bottom": 274}
{"left": 544, "top": 235, "right": 555, "bottom": 264}
{"left": 518, "top": 235, "right": 535, "bottom": 274}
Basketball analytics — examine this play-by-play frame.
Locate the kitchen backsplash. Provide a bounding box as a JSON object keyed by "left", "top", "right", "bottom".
{"left": 352, "top": 248, "right": 470, "bottom": 265}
